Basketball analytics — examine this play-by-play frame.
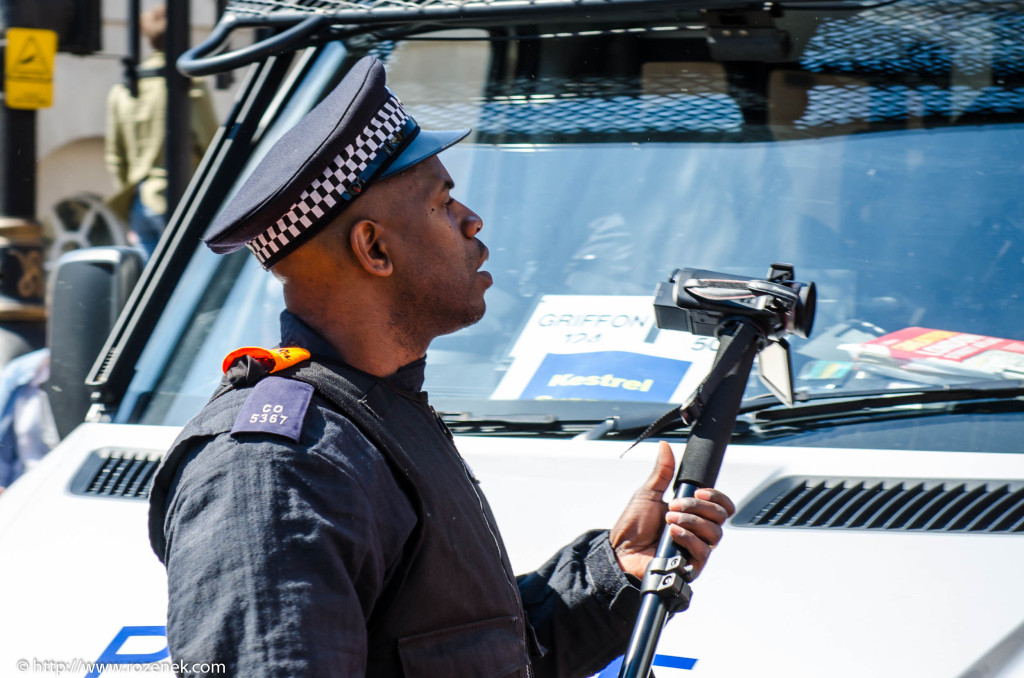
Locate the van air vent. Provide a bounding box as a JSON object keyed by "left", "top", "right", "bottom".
{"left": 69, "top": 448, "right": 162, "bottom": 500}
{"left": 735, "top": 476, "right": 1024, "bottom": 533}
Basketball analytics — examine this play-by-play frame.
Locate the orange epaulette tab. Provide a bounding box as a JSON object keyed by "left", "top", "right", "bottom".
{"left": 221, "top": 346, "right": 311, "bottom": 374}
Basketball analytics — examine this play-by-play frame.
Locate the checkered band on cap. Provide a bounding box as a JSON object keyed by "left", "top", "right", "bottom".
{"left": 246, "top": 96, "right": 410, "bottom": 267}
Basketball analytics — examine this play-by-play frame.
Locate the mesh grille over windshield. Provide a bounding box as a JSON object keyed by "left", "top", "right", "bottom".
{"left": 221, "top": 0, "right": 1024, "bottom": 138}
{"left": 801, "top": 0, "right": 1024, "bottom": 76}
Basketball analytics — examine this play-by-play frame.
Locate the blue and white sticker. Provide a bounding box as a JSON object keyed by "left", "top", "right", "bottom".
{"left": 231, "top": 377, "right": 314, "bottom": 442}
{"left": 491, "top": 295, "right": 718, "bottom": 402}
{"left": 520, "top": 351, "right": 691, "bottom": 402}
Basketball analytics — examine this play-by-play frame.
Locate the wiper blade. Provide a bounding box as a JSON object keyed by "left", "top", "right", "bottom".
{"left": 440, "top": 410, "right": 686, "bottom": 440}
{"left": 440, "top": 380, "right": 1024, "bottom": 441}
{"left": 573, "top": 412, "right": 680, "bottom": 441}
{"left": 743, "top": 378, "right": 1024, "bottom": 421}
{"left": 589, "top": 380, "right": 1024, "bottom": 443}
{"left": 438, "top": 411, "right": 564, "bottom": 433}
{"left": 735, "top": 379, "right": 1024, "bottom": 438}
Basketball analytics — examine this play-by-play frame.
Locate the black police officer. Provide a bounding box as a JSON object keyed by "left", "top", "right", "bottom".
{"left": 148, "top": 56, "right": 735, "bottom": 677}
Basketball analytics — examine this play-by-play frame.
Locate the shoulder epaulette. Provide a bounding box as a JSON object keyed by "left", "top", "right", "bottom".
{"left": 221, "top": 346, "right": 311, "bottom": 374}
{"left": 230, "top": 376, "right": 314, "bottom": 442}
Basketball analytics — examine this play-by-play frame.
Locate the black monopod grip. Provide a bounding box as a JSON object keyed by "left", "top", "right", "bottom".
{"left": 675, "top": 320, "right": 762, "bottom": 489}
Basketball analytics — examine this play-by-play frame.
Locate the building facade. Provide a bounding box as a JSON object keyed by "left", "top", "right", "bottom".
{"left": 36, "top": 1, "right": 240, "bottom": 256}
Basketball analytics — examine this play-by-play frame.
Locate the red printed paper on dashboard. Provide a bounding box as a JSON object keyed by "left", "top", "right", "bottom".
{"left": 855, "top": 327, "right": 1024, "bottom": 378}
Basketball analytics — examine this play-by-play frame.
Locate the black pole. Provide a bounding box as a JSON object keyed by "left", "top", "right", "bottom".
{"left": 165, "top": 0, "right": 191, "bottom": 216}
{"left": 0, "top": 103, "right": 35, "bottom": 219}
{"left": 619, "top": 318, "right": 764, "bottom": 678}
{"left": 214, "top": 0, "right": 234, "bottom": 90}
{"left": 0, "top": 4, "right": 33, "bottom": 218}
{"left": 124, "top": 0, "right": 140, "bottom": 96}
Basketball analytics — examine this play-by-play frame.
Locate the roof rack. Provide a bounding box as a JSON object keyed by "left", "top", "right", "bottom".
{"left": 180, "top": 0, "right": 851, "bottom": 76}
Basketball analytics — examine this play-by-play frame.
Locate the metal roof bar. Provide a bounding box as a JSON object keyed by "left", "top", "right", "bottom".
{"left": 180, "top": 0, "right": 799, "bottom": 75}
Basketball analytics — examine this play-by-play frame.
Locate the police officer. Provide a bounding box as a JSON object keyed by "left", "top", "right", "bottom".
{"left": 148, "top": 56, "right": 735, "bottom": 677}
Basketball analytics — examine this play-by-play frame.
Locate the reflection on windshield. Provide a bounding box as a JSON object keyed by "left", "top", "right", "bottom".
{"left": 428, "top": 124, "right": 1024, "bottom": 401}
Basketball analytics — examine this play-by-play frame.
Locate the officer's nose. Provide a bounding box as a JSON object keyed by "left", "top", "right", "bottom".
{"left": 459, "top": 203, "right": 483, "bottom": 238}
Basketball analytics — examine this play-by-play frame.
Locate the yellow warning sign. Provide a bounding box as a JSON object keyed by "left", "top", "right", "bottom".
{"left": 5, "top": 28, "right": 58, "bottom": 110}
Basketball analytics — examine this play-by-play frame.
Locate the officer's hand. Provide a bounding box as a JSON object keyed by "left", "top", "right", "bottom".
{"left": 609, "top": 441, "right": 735, "bottom": 581}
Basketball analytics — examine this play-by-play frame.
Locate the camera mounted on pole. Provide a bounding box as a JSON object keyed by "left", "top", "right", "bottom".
{"left": 619, "top": 264, "right": 815, "bottom": 678}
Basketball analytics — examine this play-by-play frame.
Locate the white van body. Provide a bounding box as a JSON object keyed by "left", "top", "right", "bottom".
{"left": 3, "top": 1, "right": 1024, "bottom": 676}
{"left": 4, "top": 428, "right": 1024, "bottom": 677}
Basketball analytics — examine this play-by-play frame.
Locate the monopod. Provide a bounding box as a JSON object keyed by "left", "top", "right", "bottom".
{"left": 619, "top": 265, "right": 815, "bottom": 678}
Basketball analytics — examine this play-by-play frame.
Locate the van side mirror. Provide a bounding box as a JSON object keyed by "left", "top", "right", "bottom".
{"left": 47, "top": 247, "right": 144, "bottom": 439}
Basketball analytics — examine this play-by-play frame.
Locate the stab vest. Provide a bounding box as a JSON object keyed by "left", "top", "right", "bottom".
{"left": 154, "top": 357, "right": 537, "bottom": 678}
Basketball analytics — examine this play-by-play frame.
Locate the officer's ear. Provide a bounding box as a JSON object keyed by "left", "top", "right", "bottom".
{"left": 349, "top": 219, "right": 393, "bottom": 278}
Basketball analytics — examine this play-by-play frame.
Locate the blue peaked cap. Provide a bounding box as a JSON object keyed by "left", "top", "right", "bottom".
{"left": 203, "top": 56, "right": 470, "bottom": 268}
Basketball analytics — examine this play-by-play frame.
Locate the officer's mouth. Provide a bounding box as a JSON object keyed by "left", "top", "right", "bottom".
{"left": 476, "top": 244, "right": 492, "bottom": 286}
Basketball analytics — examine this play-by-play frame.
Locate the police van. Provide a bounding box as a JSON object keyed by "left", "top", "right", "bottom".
{"left": 3, "top": 0, "right": 1024, "bottom": 675}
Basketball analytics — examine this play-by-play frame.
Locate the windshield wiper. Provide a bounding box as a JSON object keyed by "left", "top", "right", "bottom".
{"left": 737, "top": 379, "right": 1024, "bottom": 436}
{"left": 438, "top": 410, "right": 681, "bottom": 439}
{"left": 573, "top": 379, "right": 1024, "bottom": 442}
{"left": 572, "top": 412, "right": 682, "bottom": 441}
{"left": 441, "top": 380, "right": 1024, "bottom": 441}
{"left": 438, "top": 411, "right": 565, "bottom": 434}
{"left": 743, "top": 378, "right": 1024, "bottom": 418}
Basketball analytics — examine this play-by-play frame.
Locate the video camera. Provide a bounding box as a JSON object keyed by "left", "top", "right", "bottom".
{"left": 652, "top": 263, "right": 816, "bottom": 406}
{"left": 653, "top": 263, "right": 816, "bottom": 341}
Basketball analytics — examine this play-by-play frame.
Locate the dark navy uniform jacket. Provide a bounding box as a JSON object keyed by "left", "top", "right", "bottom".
{"left": 149, "top": 311, "right": 641, "bottom": 677}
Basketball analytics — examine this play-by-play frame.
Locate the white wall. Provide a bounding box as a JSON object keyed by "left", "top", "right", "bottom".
{"left": 35, "top": 0, "right": 242, "bottom": 224}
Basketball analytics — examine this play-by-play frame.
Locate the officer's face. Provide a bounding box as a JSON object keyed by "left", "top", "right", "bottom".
{"left": 384, "top": 156, "right": 491, "bottom": 339}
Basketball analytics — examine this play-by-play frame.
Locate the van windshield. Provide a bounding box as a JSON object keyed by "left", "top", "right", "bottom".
{"left": 124, "top": 1, "right": 1024, "bottom": 450}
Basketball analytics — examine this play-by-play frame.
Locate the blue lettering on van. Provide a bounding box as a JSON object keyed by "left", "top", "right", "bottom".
{"left": 84, "top": 626, "right": 696, "bottom": 677}
{"left": 521, "top": 351, "right": 690, "bottom": 402}
{"left": 594, "top": 653, "right": 698, "bottom": 676}
{"left": 85, "top": 626, "right": 169, "bottom": 678}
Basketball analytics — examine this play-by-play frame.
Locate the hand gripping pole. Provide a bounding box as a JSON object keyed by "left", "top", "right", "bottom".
{"left": 618, "top": 318, "right": 764, "bottom": 678}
